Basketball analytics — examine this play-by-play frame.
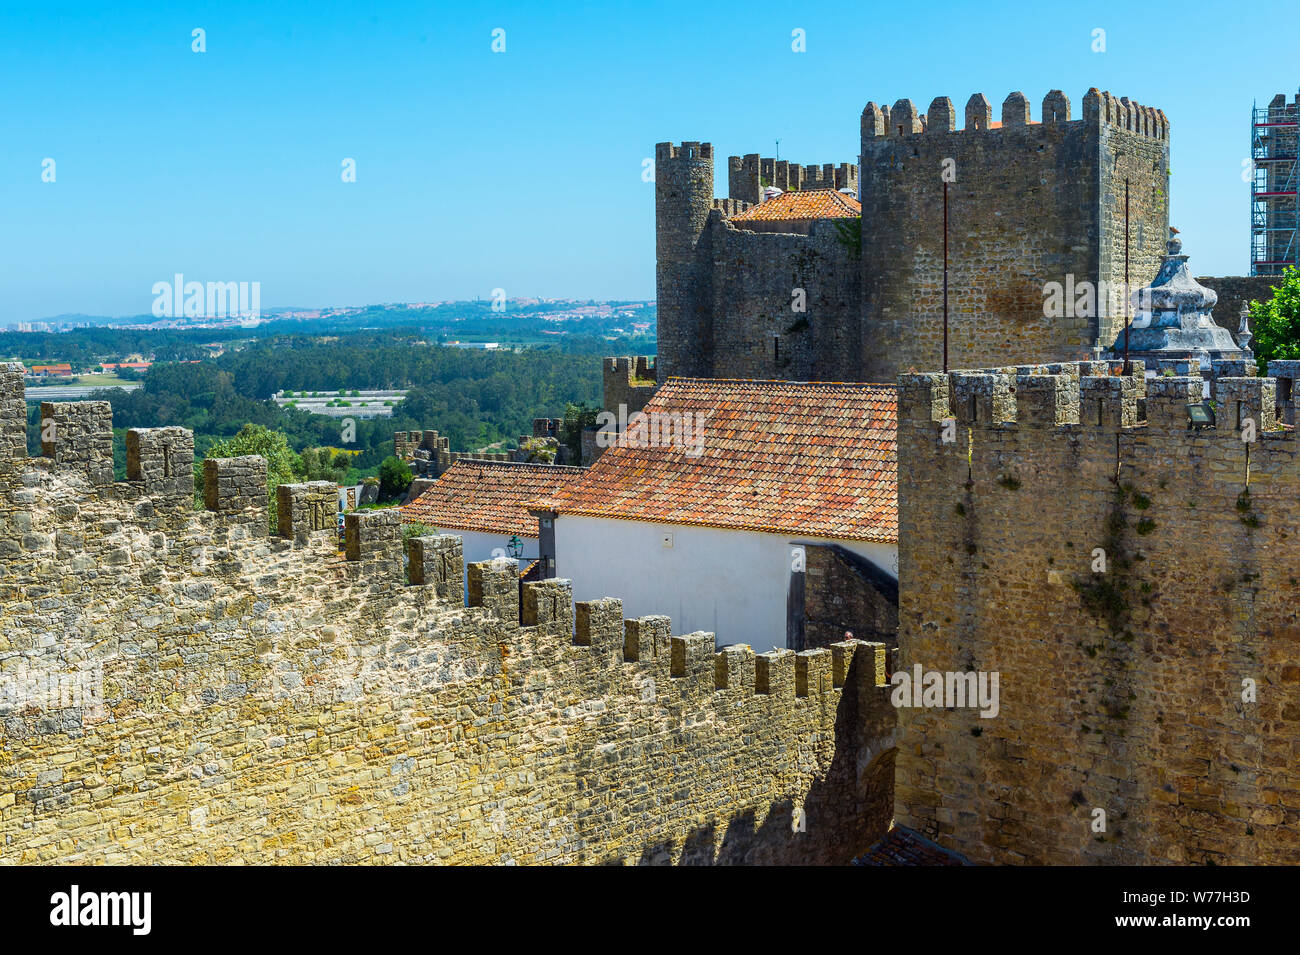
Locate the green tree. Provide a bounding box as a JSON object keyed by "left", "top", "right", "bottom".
{"left": 200, "top": 424, "right": 298, "bottom": 528}
{"left": 562, "top": 401, "right": 601, "bottom": 463}
{"left": 377, "top": 455, "right": 413, "bottom": 501}
{"left": 1249, "top": 267, "right": 1300, "bottom": 373}
{"left": 295, "top": 446, "right": 352, "bottom": 485}
{"left": 518, "top": 436, "right": 557, "bottom": 463}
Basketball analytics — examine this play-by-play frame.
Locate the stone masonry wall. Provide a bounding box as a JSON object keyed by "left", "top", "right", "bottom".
{"left": 859, "top": 89, "right": 1168, "bottom": 383}
{"left": 795, "top": 544, "right": 899, "bottom": 652}
{"left": 656, "top": 141, "right": 860, "bottom": 383}
{"left": 895, "top": 358, "right": 1300, "bottom": 865}
{"left": 1096, "top": 100, "right": 1171, "bottom": 348}
{"left": 394, "top": 429, "right": 511, "bottom": 480}
{"left": 602, "top": 357, "right": 657, "bottom": 417}
{"left": 656, "top": 89, "right": 1172, "bottom": 389}
{"left": 709, "top": 218, "right": 861, "bottom": 382}
{"left": 1200, "top": 275, "right": 1281, "bottom": 341}
{"left": 727, "top": 154, "right": 858, "bottom": 205}
{"left": 655, "top": 142, "right": 716, "bottom": 380}
{"left": 0, "top": 364, "right": 896, "bottom": 864}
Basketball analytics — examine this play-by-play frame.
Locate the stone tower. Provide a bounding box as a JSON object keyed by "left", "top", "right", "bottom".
{"left": 652, "top": 87, "right": 1172, "bottom": 386}
{"left": 655, "top": 142, "right": 716, "bottom": 380}
{"left": 858, "top": 89, "right": 1170, "bottom": 381}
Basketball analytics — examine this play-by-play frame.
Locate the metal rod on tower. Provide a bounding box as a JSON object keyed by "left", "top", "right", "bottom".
{"left": 1124, "top": 178, "right": 1130, "bottom": 368}
{"left": 943, "top": 179, "right": 950, "bottom": 373}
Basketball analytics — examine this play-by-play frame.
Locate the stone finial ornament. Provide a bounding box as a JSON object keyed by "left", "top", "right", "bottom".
{"left": 1109, "top": 228, "right": 1245, "bottom": 364}
{"left": 1238, "top": 303, "right": 1254, "bottom": 357}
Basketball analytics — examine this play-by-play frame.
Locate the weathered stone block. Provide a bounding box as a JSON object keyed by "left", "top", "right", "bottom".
{"left": 127, "top": 427, "right": 194, "bottom": 502}
{"left": 276, "top": 481, "right": 337, "bottom": 543}
{"left": 344, "top": 508, "right": 400, "bottom": 562}
{"left": 522, "top": 578, "right": 573, "bottom": 629}
{"left": 407, "top": 534, "right": 463, "bottom": 599}
{"left": 202, "top": 456, "right": 268, "bottom": 533}
{"left": 40, "top": 401, "right": 114, "bottom": 486}
{"left": 0, "top": 363, "right": 27, "bottom": 461}
{"left": 466, "top": 558, "right": 519, "bottom": 626}
{"left": 623, "top": 614, "right": 670, "bottom": 663}
{"left": 669, "top": 631, "right": 714, "bottom": 687}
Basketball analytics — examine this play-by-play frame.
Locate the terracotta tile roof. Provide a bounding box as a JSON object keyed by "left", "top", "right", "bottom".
{"left": 533, "top": 378, "right": 897, "bottom": 543}
{"left": 731, "top": 189, "right": 861, "bottom": 222}
{"left": 854, "top": 826, "right": 973, "bottom": 866}
{"left": 402, "top": 461, "right": 586, "bottom": 538}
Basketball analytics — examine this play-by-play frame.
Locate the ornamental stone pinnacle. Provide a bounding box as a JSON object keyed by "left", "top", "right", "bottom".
{"left": 1110, "top": 228, "right": 1246, "bottom": 364}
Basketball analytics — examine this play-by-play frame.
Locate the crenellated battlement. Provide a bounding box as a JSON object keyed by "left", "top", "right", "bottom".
{"left": 603, "top": 355, "right": 657, "bottom": 420}
{"left": 898, "top": 359, "right": 1294, "bottom": 444}
{"left": 895, "top": 357, "right": 1300, "bottom": 865}
{"left": 856, "top": 88, "right": 1170, "bottom": 383}
{"left": 395, "top": 427, "right": 512, "bottom": 479}
{"left": 603, "top": 356, "right": 655, "bottom": 383}
{"left": 394, "top": 428, "right": 449, "bottom": 460}
{"left": 710, "top": 198, "right": 751, "bottom": 217}
{"left": 0, "top": 368, "right": 897, "bottom": 864}
{"left": 655, "top": 141, "right": 713, "bottom": 162}
{"left": 726, "top": 153, "right": 859, "bottom": 204}
{"left": 861, "top": 88, "right": 1168, "bottom": 140}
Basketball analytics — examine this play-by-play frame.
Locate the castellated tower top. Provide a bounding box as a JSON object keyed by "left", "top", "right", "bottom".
{"left": 726, "top": 153, "right": 859, "bottom": 204}
{"left": 861, "top": 88, "right": 1168, "bottom": 140}
{"left": 655, "top": 141, "right": 713, "bottom": 162}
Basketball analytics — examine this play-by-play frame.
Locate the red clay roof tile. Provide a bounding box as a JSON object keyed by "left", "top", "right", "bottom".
{"left": 730, "top": 189, "right": 861, "bottom": 223}
{"left": 534, "top": 378, "right": 897, "bottom": 543}
{"left": 855, "top": 826, "right": 972, "bottom": 866}
{"left": 402, "top": 461, "right": 586, "bottom": 538}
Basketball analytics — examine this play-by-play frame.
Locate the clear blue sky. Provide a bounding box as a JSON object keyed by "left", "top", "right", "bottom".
{"left": 0, "top": 0, "right": 1292, "bottom": 322}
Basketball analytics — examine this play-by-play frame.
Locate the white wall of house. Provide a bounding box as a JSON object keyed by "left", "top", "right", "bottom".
{"left": 426, "top": 528, "right": 538, "bottom": 566}
{"left": 553, "top": 516, "right": 897, "bottom": 652}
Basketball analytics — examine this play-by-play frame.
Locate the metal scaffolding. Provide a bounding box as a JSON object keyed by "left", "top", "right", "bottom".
{"left": 1251, "top": 93, "right": 1300, "bottom": 275}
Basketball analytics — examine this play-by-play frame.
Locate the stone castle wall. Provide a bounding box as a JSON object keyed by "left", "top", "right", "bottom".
{"left": 394, "top": 428, "right": 512, "bottom": 479}
{"left": 655, "top": 142, "right": 716, "bottom": 381}
{"left": 708, "top": 219, "right": 861, "bottom": 382}
{"left": 656, "top": 88, "right": 1174, "bottom": 386}
{"left": 726, "top": 153, "right": 858, "bottom": 206}
{"left": 894, "top": 358, "right": 1300, "bottom": 864}
{"left": 795, "top": 544, "right": 899, "bottom": 652}
{"left": 0, "top": 364, "right": 896, "bottom": 864}
{"left": 1199, "top": 275, "right": 1282, "bottom": 340}
{"left": 860, "top": 89, "right": 1168, "bottom": 382}
{"left": 656, "top": 142, "right": 861, "bottom": 383}
{"left": 602, "top": 356, "right": 657, "bottom": 416}
{"left": 1096, "top": 94, "right": 1170, "bottom": 347}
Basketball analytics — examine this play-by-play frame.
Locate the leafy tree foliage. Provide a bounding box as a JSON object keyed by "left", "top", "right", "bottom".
{"left": 199, "top": 423, "right": 298, "bottom": 528}
{"left": 76, "top": 330, "right": 611, "bottom": 481}
{"left": 377, "top": 456, "right": 413, "bottom": 501}
{"left": 1249, "top": 267, "right": 1300, "bottom": 373}
{"left": 562, "top": 401, "right": 602, "bottom": 462}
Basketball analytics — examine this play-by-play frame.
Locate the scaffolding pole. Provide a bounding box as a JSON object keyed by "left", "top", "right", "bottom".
{"left": 1251, "top": 94, "right": 1300, "bottom": 276}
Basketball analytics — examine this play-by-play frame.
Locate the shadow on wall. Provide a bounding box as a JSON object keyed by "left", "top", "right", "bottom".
{"left": 597, "top": 650, "right": 897, "bottom": 866}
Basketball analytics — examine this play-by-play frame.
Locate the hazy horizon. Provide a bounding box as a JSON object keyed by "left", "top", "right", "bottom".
{"left": 3, "top": 0, "right": 1294, "bottom": 323}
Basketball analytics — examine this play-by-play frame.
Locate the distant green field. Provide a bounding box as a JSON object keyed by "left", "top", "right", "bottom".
{"left": 68, "top": 374, "right": 133, "bottom": 387}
